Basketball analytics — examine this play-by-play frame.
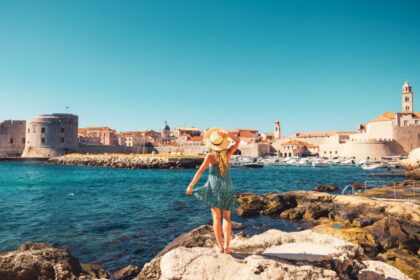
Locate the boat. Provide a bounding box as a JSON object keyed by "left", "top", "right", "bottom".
{"left": 361, "top": 163, "right": 385, "bottom": 170}
{"left": 311, "top": 161, "right": 330, "bottom": 167}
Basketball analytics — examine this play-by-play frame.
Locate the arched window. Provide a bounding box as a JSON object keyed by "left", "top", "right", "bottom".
{"left": 405, "top": 97, "right": 410, "bottom": 102}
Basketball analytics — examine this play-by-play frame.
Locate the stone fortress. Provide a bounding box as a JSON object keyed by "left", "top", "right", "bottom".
{"left": 0, "top": 81, "right": 419, "bottom": 160}
{"left": 0, "top": 114, "right": 79, "bottom": 158}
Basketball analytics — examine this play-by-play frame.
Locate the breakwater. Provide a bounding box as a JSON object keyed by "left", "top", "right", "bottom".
{"left": 48, "top": 154, "right": 204, "bottom": 169}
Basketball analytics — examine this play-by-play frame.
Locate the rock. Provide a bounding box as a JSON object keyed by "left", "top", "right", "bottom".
{"left": 135, "top": 225, "right": 216, "bottom": 280}
{"left": 159, "top": 246, "right": 338, "bottom": 280}
{"left": 371, "top": 218, "right": 419, "bottom": 253}
{"left": 235, "top": 190, "right": 420, "bottom": 279}
{"left": 405, "top": 168, "right": 420, "bottom": 180}
{"left": 401, "top": 147, "right": 420, "bottom": 170}
{"left": 146, "top": 226, "right": 411, "bottom": 280}
{"left": 313, "top": 185, "right": 338, "bottom": 192}
{"left": 231, "top": 221, "right": 245, "bottom": 229}
{"left": 81, "top": 263, "right": 110, "bottom": 279}
{"left": 0, "top": 242, "right": 101, "bottom": 280}
{"left": 262, "top": 242, "right": 339, "bottom": 262}
{"left": 111, "top": 264, "right": 141, "bottom": 280}
{"left": 235, "top": 193, "right": 296, "bottom": 217}
{"left": 358, "top": 260, "right": 412, "bottom": 280}
{"left": 48, "top": 155, "right": 204, "bottom": 170}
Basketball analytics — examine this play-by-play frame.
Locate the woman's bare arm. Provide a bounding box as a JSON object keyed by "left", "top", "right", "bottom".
{"left": 226, "top": 132, "right": 241, "bottom": 159}
{"left": 186, "top": 154, "right": 211, "bottom": 195}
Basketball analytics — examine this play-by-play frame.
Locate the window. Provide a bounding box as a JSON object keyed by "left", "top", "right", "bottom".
{"left": 28, "top": 128, "right": 30, "bottom": 133}
{"left": 22, "top": 138, "right": 25, "bottom": 144}
{"left": 404, "top": 121, "right": 408, "bottom": 126}
{"left": 405, "top": 97, "right": 410, "bottom": 102}
{"left": 335, "top": 151, "right": 338, "bottom": 154}
{"left": 416, "top": 120, "right": 419, "bottom": 125}
{"left": 60, "top": 137, "right": 65, "bottom": 143}
{"left": 406, "top": 106, "right": 410, "bottom": 111}
{"left": 41, "top": 127, "right": 45, "bottom": 133}
{"left": 41, "top": 138, "right": 45, "bottom": 144}
{"left": 60, "top": 128, "right": 65, "bottom": 133}
{"left": 9, "top": 138, "right": 13, "bottom": 144}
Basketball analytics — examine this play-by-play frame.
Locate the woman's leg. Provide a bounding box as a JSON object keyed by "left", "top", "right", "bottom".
{"left": 222, "top": 210, "right": 232, "bottom": 253}
{"left": 211, "top": 208, "right": 223, "bottom": 252}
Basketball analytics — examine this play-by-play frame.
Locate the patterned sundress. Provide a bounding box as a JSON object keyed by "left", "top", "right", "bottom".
{"left": 193, "top": 164, "right": 240, "bottom": 211}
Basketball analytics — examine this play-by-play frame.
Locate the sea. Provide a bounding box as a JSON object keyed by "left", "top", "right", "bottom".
{"left": 0, "top": 161, "right": 404, "bottom": 270}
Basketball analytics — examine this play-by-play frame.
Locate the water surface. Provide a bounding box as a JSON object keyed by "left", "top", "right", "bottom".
{"left": 0, "top": 162, "right": 403, "bottom": 269}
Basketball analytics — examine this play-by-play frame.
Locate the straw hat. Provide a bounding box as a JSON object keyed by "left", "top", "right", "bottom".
{"left": 203, "top": 128, "right": 230, "bottom": 151}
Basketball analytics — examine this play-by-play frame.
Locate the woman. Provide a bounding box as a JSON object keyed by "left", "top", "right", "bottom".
{"left": 186, "top": 128, "right": 240, "bottom": 254}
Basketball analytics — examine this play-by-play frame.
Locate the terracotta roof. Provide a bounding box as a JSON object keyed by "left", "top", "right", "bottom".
{"left": 239, "top": 131, "right": 259, "bottom": 138}
{"left": 281, "top": 140, "right": 319, "bottom": 148}
{"left": 235, "top": 128, "right": 259, "bottom": 132}
{"left": 371, "top": 112, "right": 396, "bottom": 122}
{"left": 189, "top": 136, "right": 203, "bottom": 142}
{"left": 262, "top": 132, "right": 274, "bottom": 136}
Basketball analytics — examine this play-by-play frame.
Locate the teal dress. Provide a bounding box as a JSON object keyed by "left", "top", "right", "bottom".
{"left": 193, "top": 164, "right": 240, "bottom": 211}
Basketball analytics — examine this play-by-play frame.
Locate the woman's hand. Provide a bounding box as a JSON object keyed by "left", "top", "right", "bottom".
{"left": 186, "top": 185, "right": 193, "bottom": 195}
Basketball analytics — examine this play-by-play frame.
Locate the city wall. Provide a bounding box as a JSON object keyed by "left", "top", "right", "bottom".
{"left": 0, "top": 120, "right": 26, "bottom": 157}
{"left": 393, "top": 126, "right": 420, "bottom": 153}
{"left": 319, "top": 141, "right": 406, "bottom": 161}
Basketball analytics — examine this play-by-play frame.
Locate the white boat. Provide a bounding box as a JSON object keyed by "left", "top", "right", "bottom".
{"left": 311, "top": 161, "right": 330, "bottom": 167}
{"left": 361, "top": 163, "right": 385, "bottom": 170}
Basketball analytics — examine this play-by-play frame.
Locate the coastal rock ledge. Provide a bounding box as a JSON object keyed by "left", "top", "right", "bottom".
{"left": 137, "top": 225, "right": 411, "bottom": 280}
{"left": 48, "top": 154, "right": 204, "bottom": 169}
{"left": 0, "top": 226, "right": 413, "bottom": 280}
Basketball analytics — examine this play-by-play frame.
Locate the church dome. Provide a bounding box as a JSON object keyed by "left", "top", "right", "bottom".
{"left": 162, "top": 121, "right": 170, "bottom": 131}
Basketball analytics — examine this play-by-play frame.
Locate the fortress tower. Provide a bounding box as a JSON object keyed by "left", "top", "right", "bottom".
{"left": 402, "top": 80, "right": 414, "bottom": 113}
{"left": 22, "top": 114, "right": 79, "bottom": 158}
{"left": 274, "top": 120, "right": 281, "bottom": 139}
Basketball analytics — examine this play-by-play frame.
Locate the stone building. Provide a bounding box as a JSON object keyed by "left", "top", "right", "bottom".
{"left": 22, "top": 114, "right": 79, "bottom": 158}
{"left": 117, "top": 131, "right": 145, "bottom": 147}
{"left": 81, "top": 127, "right": 118, "bottom": 145}
{"left": 277, "top": 140, "right": 319, "bottom": 157}
{"left": 173, "top": 127, "right": 201, "bottom": 138}
{"left": 78, "top": 128, "right": 101, "bottom": 145}
{"left": 0, "top": 120, "right": 26, "bottom": 157}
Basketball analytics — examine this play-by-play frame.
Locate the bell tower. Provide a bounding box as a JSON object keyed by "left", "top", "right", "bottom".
{"left": 402, "top": 80, "right": 414, "bottom": 113}
{"left": 274, "top": 120, "right": 281, "bottom": 139}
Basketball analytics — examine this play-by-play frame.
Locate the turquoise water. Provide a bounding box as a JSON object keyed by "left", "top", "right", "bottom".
{"left": 0, "top": 162, "right": 404, "bottom": 270}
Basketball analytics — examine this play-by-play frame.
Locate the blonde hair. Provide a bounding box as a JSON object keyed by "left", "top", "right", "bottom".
{"left": 211, "top": 149, "right": 229, "bottom": 176}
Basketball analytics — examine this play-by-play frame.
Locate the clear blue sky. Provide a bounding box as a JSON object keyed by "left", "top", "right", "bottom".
{"left": 0, "top": 0, "right": 419, "bottom": 135}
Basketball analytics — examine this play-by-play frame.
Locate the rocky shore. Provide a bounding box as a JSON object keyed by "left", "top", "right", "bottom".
{"left": 1, "top": 226, "right": 412, "bottom": 280}
{"left": 1, "top": 190, "right": 418, "bottom": 280}
{"left": 235, "top": 190, "right": 420, "bottom": 279}
{"left": 48, "top": 154, "right": 204, "bottom": 169}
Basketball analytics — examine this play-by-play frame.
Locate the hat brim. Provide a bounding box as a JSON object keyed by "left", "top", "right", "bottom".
{"left": 203, "top": 128, "right": 231, "bottom": 151}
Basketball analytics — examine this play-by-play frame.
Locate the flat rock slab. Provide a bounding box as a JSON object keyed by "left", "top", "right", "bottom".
{"left": 262, "top": 242, "right": 339, "bottom": 262}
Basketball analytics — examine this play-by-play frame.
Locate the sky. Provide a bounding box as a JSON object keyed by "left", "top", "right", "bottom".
{"left": 0, "top": 0, "right": 419, "bottom": 135}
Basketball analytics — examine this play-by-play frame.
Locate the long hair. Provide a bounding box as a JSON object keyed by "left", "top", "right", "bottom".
{"left": 211, "top": 149, "right": 229, "bottom": 176}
